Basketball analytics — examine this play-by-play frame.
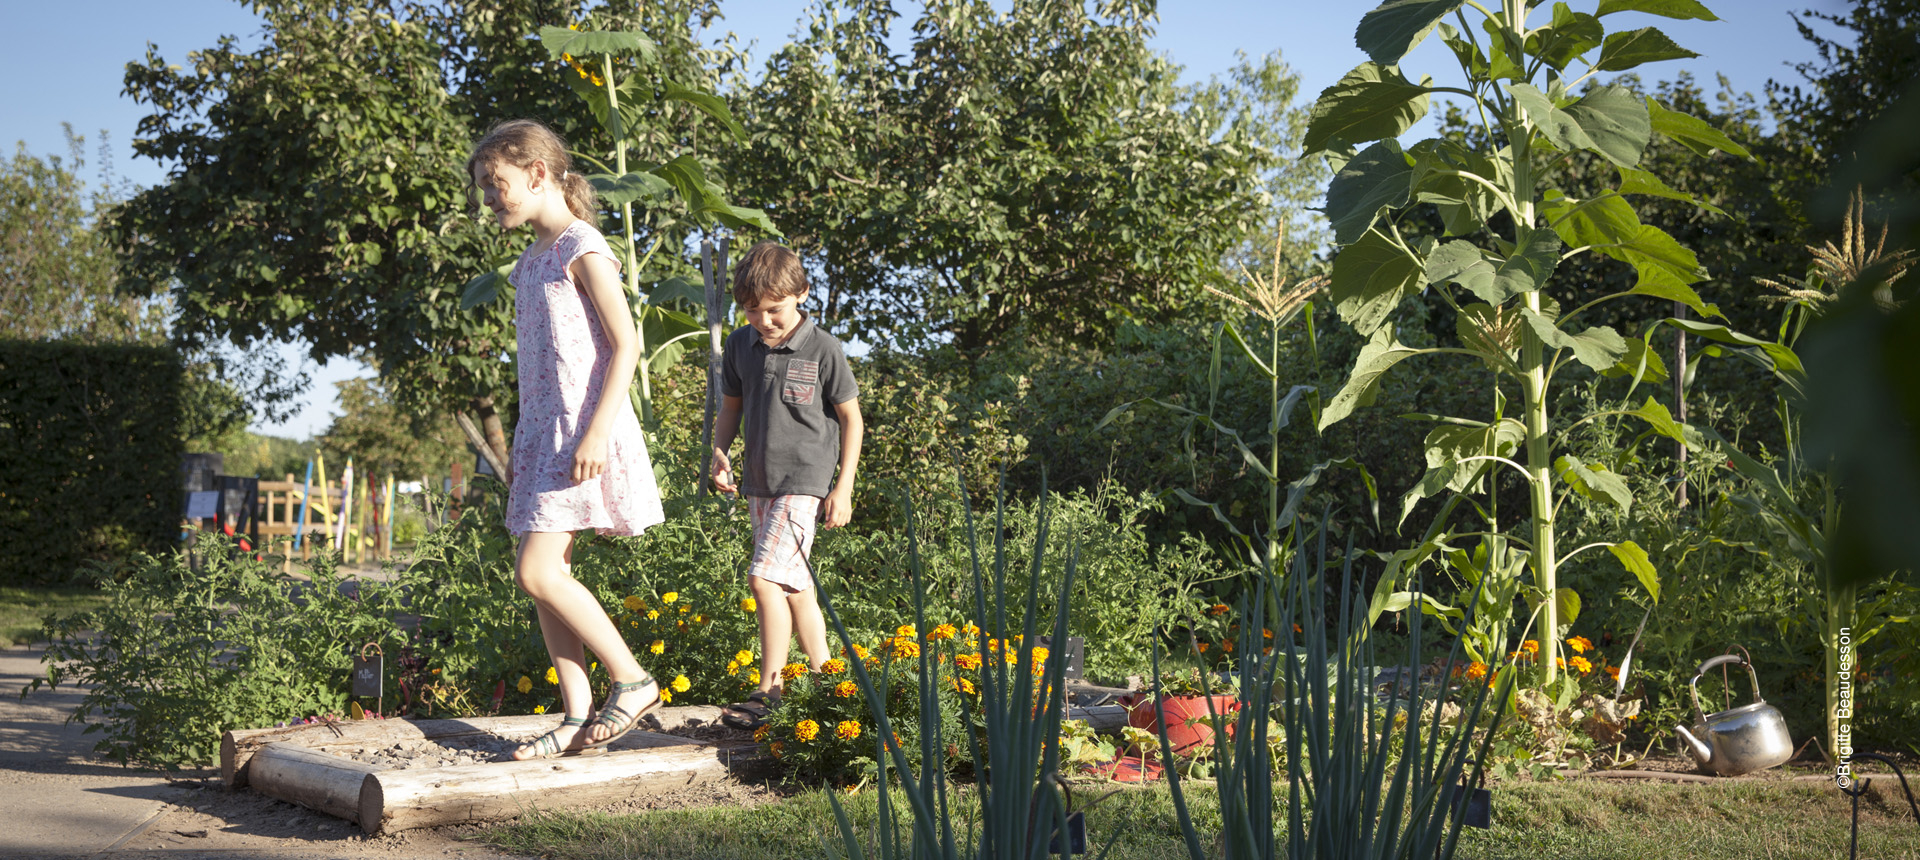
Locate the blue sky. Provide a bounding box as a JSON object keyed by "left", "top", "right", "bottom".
{"left": 3, "top": 0, "right": 1845, "bottom": 440}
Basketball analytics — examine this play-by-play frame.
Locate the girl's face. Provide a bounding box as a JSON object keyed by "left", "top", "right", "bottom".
{"left": 744, "top": 293, "right": 807, "bottom": 346}
{"left": 471, "top": 158, "right": 543, "bottom": 230}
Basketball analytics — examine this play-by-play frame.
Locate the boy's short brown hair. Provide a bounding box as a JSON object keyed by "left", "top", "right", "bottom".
{"left": 732, "top": 241, "right": 809, "bottom": 308}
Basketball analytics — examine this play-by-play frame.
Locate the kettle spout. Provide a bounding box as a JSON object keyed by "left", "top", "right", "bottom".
{"left": 1674, "top": 724, "right": 1712, "bottom": 766}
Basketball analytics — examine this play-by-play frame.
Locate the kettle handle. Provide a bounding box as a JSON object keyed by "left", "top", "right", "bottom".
{"left": 1688, "top": 654, "right": 1766, "bottom": 721}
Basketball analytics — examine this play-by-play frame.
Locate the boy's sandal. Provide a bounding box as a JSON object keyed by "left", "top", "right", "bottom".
{"left": 720, "top": 691, "right": 777, "bottom": 730}
{"left": 583, "top": 675, "right": 662, "bottom": 750}
{"left": 511, "top": 715, "right": 596, "bottom": 760}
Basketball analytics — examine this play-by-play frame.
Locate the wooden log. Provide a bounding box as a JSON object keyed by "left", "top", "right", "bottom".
{"left": 222, "top": 709, "right": 739, "bottom": 787}
{"left": 360, "top": 739, "right": 728, "bottom": 834}
{"left": 250, "top": 742, "right": 384, "bottom": 825}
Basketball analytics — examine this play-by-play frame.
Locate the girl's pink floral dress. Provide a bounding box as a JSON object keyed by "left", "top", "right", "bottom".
{"left": 504, "top": 220, "right": 665, "bottom": 536}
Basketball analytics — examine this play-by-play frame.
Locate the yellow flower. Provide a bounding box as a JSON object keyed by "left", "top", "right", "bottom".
{"left": 1567, "top": 636, "right": 1594, "bottom": 654}
{"left": 1569, "top": 656, "right": 1594, "bottom": 675}
{"left": 928, "top": 623, "right": 958, "bottom": 641}
{"left": 694, "top": 614, "right": 707, "bottom": 624}
{"left": 845, "top": 644, "right": 870, "bottom": 661}
{"left": 623, "top": 595, "right": 645, "bottom": 612}
{"left": 952, "top": 676, "right": 977, "bottom": 695}
{"left": 662, "top": 689, "right": 673, "bottom": 703}
{"left": 1521, "top": 639, "right": 1540, "bottom": 655}
{"left": 676, "top": 620, "right": 687, "bottom": 631}
{"left": 679, "top": 605, "right": 689, "bottom": 614}
{"left": 662, "top": 592, "right": 679, "bottom": 604}
{"left": 896, "top": 623, "right": 917, "bottom": 638}
{"left": 962, "top": 622, "right": 981, "bottom": 639}
{"left": 889, "top": 636, "right": 922, "bottom": 660}
{"left": 753, "top": 725, "right": 770, "bottom": 742}
{"left": 836, "top": 720, "right": 862, "bottom": 741}
{"left": 781, "top": 662, "right": 809, "bottom": 682}
{"left": 956, "top": 653, "right": 982, "bottom": 670}
{"left": 726, "top": 660, "right": 740, "bottom": 675}
{"left": 795, "top": 719, "right": 821, "bottom": 742}
{"left": 1030, "top": 646, "right": 1050, "bottom": 665}
{"left": 647, "top": 609, "right": 660, "bottom": 620}
{"left": 740, "top": 597, "right": 757, "bottom": 612}
{"left": 650, "top": 640, "right": 666, "bottom": 655}
{"left": 749, "top": 669, "right": 762, "bottom": 684}
{"left": 1004, "top": 648, "right": 1019, "bottom": 664}
{"left": 821, "top": 658, "right": 848, "bottom": 674}
{"left": 516, "top": 675, "right": 533, "bottom": 694}
{"left": 1464, "top": 662, "right": 1489, "bottom": 681}
{"left": 834, "top": 680, "right": 859, "bottom": 698}
{"left": 533, "top": 704, "right": 546, "bottom": 714}
{"left": 545, "top": 667, "right": 559, "bottom": 685}
{"left": 735, "top": 650, "right": 754, "bottom": 665}
{"left": 672, "top": 675, "right": 691, "bottom": 693}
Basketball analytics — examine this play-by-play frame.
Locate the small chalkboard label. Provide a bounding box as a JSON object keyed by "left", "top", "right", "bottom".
{"left": 351, "top": 654, "right": 383, "bottom": 699}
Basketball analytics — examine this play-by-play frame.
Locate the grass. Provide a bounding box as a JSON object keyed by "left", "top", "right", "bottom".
{"left": 0, "top": 585, "right": 108, "bottom": 645}
{"left": 479, "top": 777, "right": 1920, "bottom": 860}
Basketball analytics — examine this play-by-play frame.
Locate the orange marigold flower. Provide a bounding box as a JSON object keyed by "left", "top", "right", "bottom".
{"left": 834, "top": 680, "right": 859, "bottom": 698}
{"left": 821, "top": 658, "right": 848, "bottom": 674}
{"left": 956, "top": 653, "right": 983, "bottom": 670}
{"left": 781, "top": 662, "right": 808, "bottom": 682}
{"left": 1030, "top": 646, "right": 1050, "bottom": 665}
{"left": 770, "top": 741, "right": 784, "bottom": 758}
{"left": 1520, "top": 640, "right": 1540, "bottom": 655}
{"left": 1569, "top": 656, "right": 1594, "bottom": 674}
{"left": 1222, "top": 639, "right": 1236, "bottom": 653}
{"left": 1293, "top": 624, "right": 1303, "bottom": 633}
{"left": 895, "top": 624, "right": 917, "bottom": 638}
{"left": 1208, "top": 603, "right": 1230, "bottom": 616}
{"left": 835, "top": 720, "right": 862, "bottom": 741}
{"left": 961, "top": 622, "right": 981, "bottom": 639}
{"left": 1567, "top": 636, "right": 1593, "bottom": 654}
{"left": 794, "top": 720, "right": 821, "bottom": 742}
{"left": 1464, "top": 662, "right": 1489, "bottom": 681}
{"left": 952, "top": 677, "right": 978, "bottom": 695}
{"left": 845, "top": 644, "right": 871, "bottom": 661}
{"left": 889, "top": 637, "right": 922, "bottom": 660}
{"left": 928, "top": 623, "right": 958, "bottom": 641}
{"left": 1263, "top": 628, "right": 1274, "bottom": 639}
{"left": 753, "top": 725, "right": 770, "bottom": 742}
{"left": 1196, "top": 642, "right": 1210, "bottom": 654}
{"left": 1605, "top": 665, "right": 1621, "bottom": 680}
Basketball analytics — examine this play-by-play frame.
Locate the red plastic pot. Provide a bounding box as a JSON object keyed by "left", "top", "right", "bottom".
{"left": 1120, "top": 693, "right": 1239, "bottom": 755}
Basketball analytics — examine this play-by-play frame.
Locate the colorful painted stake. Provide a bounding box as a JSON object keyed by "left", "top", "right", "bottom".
{"left": 337, "top": 459, "right": 355, "bottom": 550}
{"left": 382, "top": 474, "right": 396, "bottom": 558}
{"left": 293, "top": 459, "right": 314, "bottom": 551}
{"left": 316, "top": 453, "right": 334, "bottom": 548}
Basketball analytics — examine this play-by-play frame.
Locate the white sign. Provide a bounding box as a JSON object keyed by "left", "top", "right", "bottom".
{"left": 185, "top": 491, "right": 219, "bottom": 519}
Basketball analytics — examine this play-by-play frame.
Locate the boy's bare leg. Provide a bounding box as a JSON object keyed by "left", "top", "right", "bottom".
{"left": 515, "top": 532, "right": 658, "bottom": 746}
{"left": 751, "top": 575, "right": 792, "bottom": 697}
{"left": 787, "top": 585, "right": 829, "bottom": 671}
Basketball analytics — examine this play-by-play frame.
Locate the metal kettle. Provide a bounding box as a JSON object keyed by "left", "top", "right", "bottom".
{"left": 1673, "top": 654, "right": 1794, "bottom": 776}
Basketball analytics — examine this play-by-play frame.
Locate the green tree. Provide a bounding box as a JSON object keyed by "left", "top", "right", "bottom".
{"left": 320, "top": 377, "right": 467, "bottom": 481}
{"left": 730, "top": 0, "right": 1269, "bottom": 351}
{"left": 111, "top": 0, "right": 755, "bottom": 473}
{"left": 1, "top": 129, "right": 166, "bottom": 344}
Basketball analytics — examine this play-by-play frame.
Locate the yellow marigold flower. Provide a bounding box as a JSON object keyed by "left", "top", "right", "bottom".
{"left": 896, "top": 623, "right": 917, "bottom": 638}
{"left": 1263, "top": 628, "right": 1274, "bottom": 639}
{"left": 781, "top": 662, "right": 809, "bottom": 682}
{"left": 961, "top": 622, "right": 981, "bottom": 639}
{"left": 836, "top": 720, "right": 861, "bottom": 741}
{"left": 889, "top": 637, "right": 922, "bottom": 660}
{"left": 735, "top": 650, "right": 754, "bottom": 665}
{"left": 987, "top": 638, "right": 1001, "bottom": 652}
{"left": 749, "top": 669, "right": 762, "bottom": 684}
{"left": 1567, "top": 636, "right": 1594, "bottom": 654}
{"left": 1208, "top": 603, "right": 1230, "bottom": 616}
{"left": 1521, "top": 639, "right": 1540, "bottom": 655}
{"left": 821, "top": 658, "right": 848, "bottom": 674}
{"left": 1569, "top": 656, "right": 1594, "bottom": 674}
{"left": 534, "top": 704, "right": 549, "bottom": 715}
{"left": 662, "top": 689, "right": 673, "bottom": 703}
{"left": 545, "top": 667, "right": 559, "bottom": 685}
{"left": 928, "top": 623, "right": 958, "bottom": 641}
{"left": 647, "top": 609, "right": 660, "bottom": 620}
{"left": 671, "top": 674, "right": 691, "bottom": 693}
{"left": 795, "top": 719, "right": 821, "bottom": 742}
{"left": 623, "top": 595, "right": 645, "bottom": 612}
{"left": 1031, "top": 646, "right": 1050, "bottom": 664}
{"left": 753, "top": 725, "right": 770, "bottom": 742}
{"left": 676, "top": 620, "right": 687, "bottom": 631}
{"left": 952, "top": 677, "right": 977, "bottom": 695}
{"left": 726, "top": 660, "right": 740, "bottom": 676}
{"left": 516, "top": 675, "right": 533, "bottom": 694}
{"left": 834, "top": 680, "right": 859, "bottom": 698}
{"left": 650, "top": 640, "right": 666, "bottom": 655}
{"left": 956, "top": 653, "right": 982, "bottom": 670}
{"left": 694, "top": 614, "right": 707, "bottom": 624}
{"left": 740, "top": 597, "right": 757, "bottom": 612}
{"left": 1004, "top": 648, "right": 1019, "bottom": 664}
{"left": 662, "top": 592, "right": 679, "bottom": 604}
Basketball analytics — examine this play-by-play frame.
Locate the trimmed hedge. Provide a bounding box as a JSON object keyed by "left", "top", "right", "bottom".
{"left": 0, "top": 341, "right": 183, "bottom": 585}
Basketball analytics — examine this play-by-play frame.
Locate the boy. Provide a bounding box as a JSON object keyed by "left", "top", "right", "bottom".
{"left": 712, "top": 241, "right": 864, "bottom": 730}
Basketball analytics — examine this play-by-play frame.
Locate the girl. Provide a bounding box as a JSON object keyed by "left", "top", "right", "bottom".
{"left": 467, "top": 119, "right": 665, "bottom": 759}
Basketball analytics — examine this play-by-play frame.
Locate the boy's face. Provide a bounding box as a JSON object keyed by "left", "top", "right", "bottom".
{"left": 743, "top": 292, "right": 807, "bottom": 346}
{"left": 472, "top": 159, "right": 539, "bottom": 230}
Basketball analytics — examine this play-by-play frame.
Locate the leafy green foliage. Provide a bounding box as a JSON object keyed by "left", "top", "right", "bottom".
{"left": 319, "top": 377, "right": 467, "bottom": 482}
{"left": 0, "top": 342, "right": 182, "bottom": 586}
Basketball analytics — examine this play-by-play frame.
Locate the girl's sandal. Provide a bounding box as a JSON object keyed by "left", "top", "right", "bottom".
{"left": 511, "top": 715, "right": 597, "bottom": 760}
{"left": 583, "top": 675, "right": 662, "bottom": 750}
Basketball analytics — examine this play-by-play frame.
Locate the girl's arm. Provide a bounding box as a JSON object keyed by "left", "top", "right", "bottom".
{"left": 571, "top": 251, "right": 639, "bottom": 484}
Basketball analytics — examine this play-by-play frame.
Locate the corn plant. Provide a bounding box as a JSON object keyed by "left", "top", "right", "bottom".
{"left": 1307, "top": 0, "right": 1775, "bottom": 680}
{"left": 814, "top": 479, "right": 1083, "bottom": 860}
{"left": 460, "top": 21, "right": 774, "bottom": 427}
{"left": 1158, "top": 516, "right": 1511, "bottom": 860}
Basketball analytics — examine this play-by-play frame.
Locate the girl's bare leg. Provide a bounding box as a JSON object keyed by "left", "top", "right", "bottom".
{"left": 515, "top": 532, "right": 658, "bottom": 746}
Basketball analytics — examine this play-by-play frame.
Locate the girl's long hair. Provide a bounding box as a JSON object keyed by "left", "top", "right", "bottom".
{"left": 466, "top": 119, "right": 598, "bottom": 227}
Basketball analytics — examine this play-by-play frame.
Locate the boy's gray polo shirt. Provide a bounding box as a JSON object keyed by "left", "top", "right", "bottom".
{"left": 721, "top": 314, "right": 859, "bottom": 498}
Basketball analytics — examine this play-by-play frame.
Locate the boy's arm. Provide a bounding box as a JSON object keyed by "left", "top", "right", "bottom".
{"left": 821, "top": 396, "right": 863, "bottom": 529}
{"left": 712, "top": 394, "right": 743, "bottom": 494}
